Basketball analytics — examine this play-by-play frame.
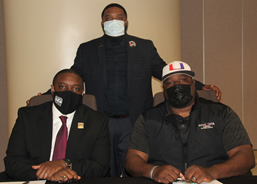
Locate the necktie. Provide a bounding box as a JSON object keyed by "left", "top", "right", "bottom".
{"left": 52, "top": 116, "right": 68, "bottom": 161}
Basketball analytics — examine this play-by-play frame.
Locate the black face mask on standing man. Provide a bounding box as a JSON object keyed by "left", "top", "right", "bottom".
{"left": 166, "top": 84, "right": 193, "bottom": 108}
{"left": 53, "top": 91, "right": 82, "bottom": 114}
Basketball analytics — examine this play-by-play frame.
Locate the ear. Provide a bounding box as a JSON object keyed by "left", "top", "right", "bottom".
{"left": 191, "top": 78, "right": 196, "bottom": 87}
{"left": 101, "top": 21, "right": 105, "bottom": 33}
{"left": 51, "top": 85, "right": 54, "bottom": 96}
{"left": 191, "top": 79, "right": 196, "bottom": 93}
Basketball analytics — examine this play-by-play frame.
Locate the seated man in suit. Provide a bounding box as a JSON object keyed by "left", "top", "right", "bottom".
{"left": 125, "top": 61, "right": 255, "bottom": 184}
{"left": 4, "top": 69, "right": 110, "bottom": 181}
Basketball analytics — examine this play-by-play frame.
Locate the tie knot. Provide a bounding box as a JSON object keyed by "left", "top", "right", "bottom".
{"left": 59, "top": 116, "right": 68, "bottom": 124}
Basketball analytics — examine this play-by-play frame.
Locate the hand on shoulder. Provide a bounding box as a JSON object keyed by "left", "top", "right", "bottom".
{"left": 26, "top": 93, "right": 42, "bottom": 106}
{"left": 202, "top": 85, "right": 222, "bottom": 102}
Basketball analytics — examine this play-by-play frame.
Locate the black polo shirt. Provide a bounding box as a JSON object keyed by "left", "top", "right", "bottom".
{"left": 166, "top": 102, "right": 193, "bottom": 166}
{"left": 105, "top": 35, "right": 128, "bottom": 116}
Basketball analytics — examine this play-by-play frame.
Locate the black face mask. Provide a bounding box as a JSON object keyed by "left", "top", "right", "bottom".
{"left": 53, "top": 91, "right": 82, "bottom": 115}
{"left": 166, "top": 84, "right": 193, "bottom": 108}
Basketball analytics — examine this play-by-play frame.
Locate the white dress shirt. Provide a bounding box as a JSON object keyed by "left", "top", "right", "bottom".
{"left": 49, "top": 103, "right": 76, "bottom": 161}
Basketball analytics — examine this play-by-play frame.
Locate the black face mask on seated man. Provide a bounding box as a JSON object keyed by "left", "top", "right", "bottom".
{"left": 53, "top": 91, "right": 83, "bottom": 114}
{"left": 166, "top": 84, "right": 193, "bottom": 108}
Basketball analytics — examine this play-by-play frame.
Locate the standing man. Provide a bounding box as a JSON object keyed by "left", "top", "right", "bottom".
{"left": 4, "top": 69, "right": 110, "bottom": 181}
{"left": 71, "top": 3, "right": 221, "bottom": 177}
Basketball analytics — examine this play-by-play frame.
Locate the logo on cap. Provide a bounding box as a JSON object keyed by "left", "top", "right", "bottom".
{"left": 169, "top": 63, "right": 185, "bottom": 71}
{"left": 162, "top": 61, "right": 195, "bottom": 82}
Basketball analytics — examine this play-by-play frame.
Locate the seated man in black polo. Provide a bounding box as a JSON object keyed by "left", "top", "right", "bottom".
{"left": 3, "top": 69, "right": 110, "bottom": 182}
{"left": 125, "top": 61, "right": 255, "bottom": 184}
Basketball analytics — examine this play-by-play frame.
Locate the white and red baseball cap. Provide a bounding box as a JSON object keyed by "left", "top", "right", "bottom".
{"left": 162, "top": 61, "right": 195, "bottom": 82}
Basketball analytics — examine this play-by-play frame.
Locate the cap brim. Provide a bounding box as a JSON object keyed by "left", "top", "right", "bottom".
{"left": 162, "top": 71, "right": 195, "bottom": 82}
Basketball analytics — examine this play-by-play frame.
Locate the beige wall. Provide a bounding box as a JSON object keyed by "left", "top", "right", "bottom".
{"left": 3, "top": 0, "right": 181, "bottom": 135}
{"left": 0, "top": 0, "right": 8, "bottom": 172}
{"left": 180, "top": 0, "right": 257, "bottom": 148}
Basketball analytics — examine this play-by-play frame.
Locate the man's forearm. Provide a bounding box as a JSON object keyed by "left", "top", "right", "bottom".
{"left": 207, "top": 145, "right": 255, "bottom": 179}
{"left": 125, "top": 154, "right": 154, "bottom": 178}
{"left": 125, "top": 152, "right": 182, "bottom": 184}
{"left": 4, "top": 156, "right": 37, "bottom": 180}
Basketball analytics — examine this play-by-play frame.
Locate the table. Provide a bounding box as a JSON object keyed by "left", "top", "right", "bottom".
{"left": 218, "top": 175, "right": 257, "bottom": 184}
{"left": 1, "top": 172, "right": 257, "bottom": 184}
{"left": 44, "top": 176, "right": 257, "bottom": 184}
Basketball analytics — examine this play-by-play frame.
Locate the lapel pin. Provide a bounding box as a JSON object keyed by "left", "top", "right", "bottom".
{"left": 99, "top": 42, "right": 103, "bottom": 47}
{"left": 78, "top": 122, "right": 84, "bottom": 129}
{"left": 129, "top": 41, "right": 136, "bottom": 47}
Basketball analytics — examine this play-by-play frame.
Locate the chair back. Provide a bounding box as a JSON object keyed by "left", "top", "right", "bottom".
{"left": 28, "top": 94, "right": 97, "bottom": 111}
{"left": 153, "top": 90, "right": 219, "bottom": 107}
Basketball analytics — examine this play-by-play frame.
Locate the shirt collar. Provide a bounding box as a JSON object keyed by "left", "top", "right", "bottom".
{"left": 52, "top": 103, "right": 76, "bottom": 125}
{"left": 104, "top": 33, "right": 127, "bottom": 47}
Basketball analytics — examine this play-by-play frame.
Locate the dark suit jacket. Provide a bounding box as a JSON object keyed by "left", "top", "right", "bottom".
{"left": 71, "top": 34, "right": 204, "bottom": 125}
{"left": 4, "top": 102, "right": 110, "bottom": 180}
{"left": 71, "top": 34, "right": 167, "bottom": 125}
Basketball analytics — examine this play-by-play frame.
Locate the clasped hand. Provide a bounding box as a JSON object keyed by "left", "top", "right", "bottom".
{"left": 184, "top": 165, "right": 214, "bottom": 184}
{"left": 152, "top": 165, "right": 214, "bottom": 184}
{"left": 151, "top": 165, "right": 183, "bottom": 184}
{"left": 32, "top": 160, "right": 81, "bottom": 182}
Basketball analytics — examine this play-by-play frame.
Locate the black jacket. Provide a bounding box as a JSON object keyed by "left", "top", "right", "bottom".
{"left": 71, "top": 34, "right": 204, "bottom": 125}
{"left": 5, "top": 102, "right": 110, "bottom": 180}
{"left": 71, "top": 34, "right": 166, "bottom": 125}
